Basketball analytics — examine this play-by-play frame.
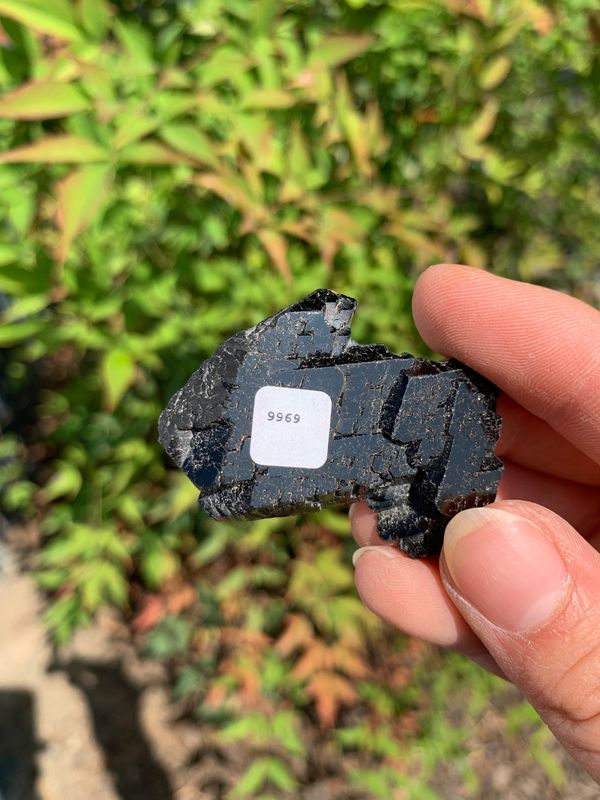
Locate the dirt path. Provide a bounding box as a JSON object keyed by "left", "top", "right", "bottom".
{"left": 1, "top": 533, "right": 600, "bottom": 800}
{"left": 0, "top": 539, "right": 203, "bottom": 800}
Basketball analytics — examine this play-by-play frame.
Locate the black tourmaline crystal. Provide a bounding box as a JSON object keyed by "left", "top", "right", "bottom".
{"left": 158, "top": 290, "right": 503, "bottom": 557}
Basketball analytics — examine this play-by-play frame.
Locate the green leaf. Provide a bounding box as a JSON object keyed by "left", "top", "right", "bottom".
{"left": 77, "top": 0, "right": 111, "bottom": 39}
{"left": 0, "top": 318, "right": 44, "bottom": 347}
{"left": 0, "top": 135, "right": 108, "bottom": 164}
{"left": 44, "top": 595, "right": 90, "bottom": 646}
{"left": 271, "top": 712, "right": 305, "bottom": 757}
{"left": 251, "top": 0, "right": 279, "bottom": 34}
{"left": 25, "top": 0, "right": 76, "bottom": 22}
{"left": 0, "top": 0, "right": 83, "bottom": 41}
{"left": 0, "top": 263, "right": 49, "bottom": 296}
{"left": 146, "top": 615, "right": 193, "bottom": 659}
{"left": 160, "top": 123, "right": 219, "bottom": 167}
{"left": 80, "top": 562, "right": 128, "bottom": 610}
{"left": 308, "top": 34, "right": 375, "bottom": 68}
{"left": 467, "top": 98, "right": 499, "bottom": 143}
{"left": 56, "top": 164, "right": 111, "bottom": 262}
{"left": 112, "top": 104, "right": 161, "bottom": 149}
{"left": 220, "top": 714, "right": 268, "bottom": 743}
{"left": 151, "top": 92, "right": 197, "bottom": 120}
{"left": 190, "top": 527, "right": 229, "bottom": 567}
{"left": 140, "top": 545, "right": 179, "bottom": 589}
{"left": 287, "top": 123, "right": 310, "bottom": 181}
{"left": 241, "top": 88, "right": 295, "bottom": 109}
{"left": 118, "top": 140, "right": 192, "bottom": 165}
{"left": 147, "top": 472, "right": 199, "bottom": 522}
{"left": 37, "top": 568, "right": 69, "bottom": 592}
{"left": 199, "top": 44, "right": 252, "bottom": 87}
{"left": 266, "top": 757, "right": 297, "bottom": 792}
{"left": 42, "top": 461, "right": 82, "bottom": 502}
{"left": 1, "top": 294, "right": 48, "bottom": 322}
{"left": 101, "top": 349, "right": 136, "bottom": 410}
{"left": 233, "top": 756, "right": 297, "bottom": 796}
{"left": 4, "top": 185, "right": 36, "bottom": 236}
{"left": 0, "top": 245, "right": 18, "bottom": 268}
{"left": 232, "top": 758, "right": 271, "bottom": 797}
{"left": 0, "top": 81, "right": 91, "bottom": 120}
{"left": 114, "top": 18, "right": 154, "bottom": 76}
{"left": 529, "top": 728, "right": 565, "bottom": 788}
{"left": 479, "top": 55, "right": 512, "bottom": 90}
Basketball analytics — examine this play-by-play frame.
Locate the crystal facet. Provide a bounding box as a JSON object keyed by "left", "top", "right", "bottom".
{"left": 158, "top": 289, "right": 503, "bottom": 557}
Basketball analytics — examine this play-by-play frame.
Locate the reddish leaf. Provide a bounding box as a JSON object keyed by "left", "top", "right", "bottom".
{"left": 0, "top": 0, "right": 83, "bottom": 41}
{"left": 291, "top": 642, "right": 332, "bottom": 681}
{"left": 0, "top": 135, "right": 108, "bottom": 164}
{"left": 521, "top": 0, "right": 554, "bottom": 34}
{"left": 220, "top": 627, "right": 270, "bottom": 648}
{"left": 204, "top": 681, "right": 228, "bottom": 709}
{"left": 256, "top": 229, "right": 292, "bottom": 284}
{"left": 332, "top": 642, "right": 369, "bottom": 679}
{"left": 56, "top": 165, "right": 111, "bottom": 262}
{"left": 275, "top": 614, "right": 315, "bottom": 657}
{"left": 307, "top": 671, "right": 358, "bottom": 728}
{"left": 316, "top": 206, "right": 362, "bottom": 270}
{"left": 196, "top": 172, "right": 267, "bottom": 222}
{"left": 444, "top": 0, "right": 491, "bottom": 23}
{"left": 0, "top": 81, "right": 90, "bottom": 120}
{"left": 242, "top": 88, "right": 296, "bottom": 110}
{"left": 131, "top": 595, "right": 164, "bottom": 633}
{"left": 308, "top": 34, "right": 375, "bottom": 68}
{"left": 165, "top": 583, "right": 197, "bottom": 615}
{"left": 278, "top": 218, "right": 313, "bottom": 242}
{"left": 414, "top": 107, "right": 440, "bottom": 124}
{"left": 224, "top": 655, "right": 262, "bottom": 709}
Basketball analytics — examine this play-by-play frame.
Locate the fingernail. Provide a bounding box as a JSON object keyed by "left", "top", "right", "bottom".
{"left": 443, "top": 507, "right": 569, "bottom": 633}
{"left": 352, "top": 545, "right": 403, "bottom": 568}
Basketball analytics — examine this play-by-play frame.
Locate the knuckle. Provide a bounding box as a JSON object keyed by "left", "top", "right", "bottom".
{"left": 537, "top": 637, "right": 600, "bottom": 733}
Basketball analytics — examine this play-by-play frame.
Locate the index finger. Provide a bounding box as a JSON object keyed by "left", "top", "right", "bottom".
{"left": 412, "top": 264, "right": 600, "bottom": 465}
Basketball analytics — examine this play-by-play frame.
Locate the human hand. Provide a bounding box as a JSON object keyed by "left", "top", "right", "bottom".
{"left": 351, "top": 264, "right": 600, "bottom": 780}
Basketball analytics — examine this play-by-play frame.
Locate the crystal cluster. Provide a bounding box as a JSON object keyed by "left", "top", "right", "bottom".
{"left": 159, "top": 290, "right": 503, "bottom": 557}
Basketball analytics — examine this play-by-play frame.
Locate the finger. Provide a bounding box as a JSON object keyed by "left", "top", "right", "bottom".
{"left": 352, "top": 544, "right": 503, "bottom": 676}
{"left": 350, "top": 501, "right": 382, "bottom": 546}
{"left": 498, "top": 461, "right": 600, "bottom": 540}
{"left": 441, "top": 500, "right": 600, "bottom": 782}
{"left": 496, "top": 394, "right": 600, "bottom": 486}
{"left": 413, "top": 264, "right": 600, "bottom": 465}
{"left": 351, "top": 455, "right": 600, "bottom": 548}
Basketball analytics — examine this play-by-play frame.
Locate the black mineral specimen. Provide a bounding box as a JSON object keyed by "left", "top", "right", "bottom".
{"left": 159, "top": 289, "right": 503, "bottom": 557}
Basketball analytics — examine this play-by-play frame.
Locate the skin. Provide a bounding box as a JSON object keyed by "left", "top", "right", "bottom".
{"left": 351, "top": 264, "right": 600, "bottom": 780}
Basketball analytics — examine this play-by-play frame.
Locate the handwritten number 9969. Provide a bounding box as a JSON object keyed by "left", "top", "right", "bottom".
{"left": 267, "top": 411, "right": 300, "bottom": 423}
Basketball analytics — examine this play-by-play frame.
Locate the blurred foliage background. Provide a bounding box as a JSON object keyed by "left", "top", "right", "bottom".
{"left": 0, "top": 0, "right": 599, "bottom": 797}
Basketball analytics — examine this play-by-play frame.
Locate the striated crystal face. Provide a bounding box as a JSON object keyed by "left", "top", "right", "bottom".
{"left": 158, "top": 289, "right": 503, "bottom": 557}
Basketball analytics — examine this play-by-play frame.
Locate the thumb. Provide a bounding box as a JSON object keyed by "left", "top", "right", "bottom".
{"left": 440, "top": 500, "right": 600, "bottom": 780}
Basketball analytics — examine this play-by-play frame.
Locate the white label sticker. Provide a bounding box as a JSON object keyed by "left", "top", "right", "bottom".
{"left": 250, "top": 386, "right": 332, "bottom": 469}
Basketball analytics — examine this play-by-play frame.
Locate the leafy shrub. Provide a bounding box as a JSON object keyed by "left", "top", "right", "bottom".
{"left": 0, "top": 0, "right": 597, "bottom": 795}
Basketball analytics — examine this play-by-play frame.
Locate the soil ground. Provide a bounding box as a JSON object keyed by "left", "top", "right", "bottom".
{"left": 0, "top": 531, "right": 599, "bottom": 800}
{"left": 0, "top": 534, "right": 205, "bottom": 800}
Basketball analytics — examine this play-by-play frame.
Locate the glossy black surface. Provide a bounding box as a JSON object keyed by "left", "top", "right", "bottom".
{"left": 159, "top": 290, "right": 503, "bottom": 557}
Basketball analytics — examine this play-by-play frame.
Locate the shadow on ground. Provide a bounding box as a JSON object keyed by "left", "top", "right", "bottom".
{"left": 0, "top": 690, "right": 41, "bottom": 800}
{"left": 56, "top": 659, "right": 174, "bottom": 800}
